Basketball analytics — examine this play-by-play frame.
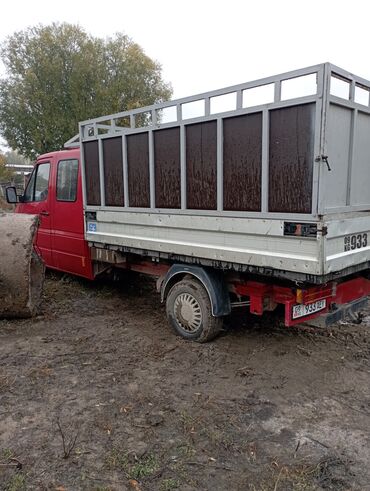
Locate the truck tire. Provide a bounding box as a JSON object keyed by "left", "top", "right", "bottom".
{"left": 166, "top": 278, "right": 223, "bottom": 342}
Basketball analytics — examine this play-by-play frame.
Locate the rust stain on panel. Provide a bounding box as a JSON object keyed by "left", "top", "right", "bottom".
{"left": 223, "top": 113, "right": 262, "bottom": 211}
{"left": 269, "top": 103, "right": 315, "bottom": 213}
{"left": 103, "top": 137, "right": 124, "bottom": 207}
{"left": 127, "top": 132, "right": 150, "bottom": 208}
{"left": 186, "top": 121, "right": 217, "bottom": 210}
{"left": 83, "top": 141, "right": 101, "bottom": 206}
{"left": 154, "top": 127, "right": 181, "bottom": 208}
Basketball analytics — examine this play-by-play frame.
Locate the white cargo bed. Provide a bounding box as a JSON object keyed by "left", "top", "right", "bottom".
{"left": 85, "top": 211, "right": 369, "bottom": 281}
{"left": 79, "top": 63, "right": 370, "bottom": 283}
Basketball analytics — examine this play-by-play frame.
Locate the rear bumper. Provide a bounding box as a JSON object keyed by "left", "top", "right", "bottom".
{"left": 303, "top": 296, "right": 369, "bottom": 328}
{"left": 233, "top": 274, "right": 370, "bottom": 327}
{"left": 286, "top": 275, "right": 370, "bottom": 326}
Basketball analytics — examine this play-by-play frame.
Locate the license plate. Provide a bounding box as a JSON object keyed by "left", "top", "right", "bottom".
{"left": 292, "top": 299, "right": 326, "bottom": 319}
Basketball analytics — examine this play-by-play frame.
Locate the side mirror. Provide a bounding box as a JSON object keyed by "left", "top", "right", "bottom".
{"left": 5, "top": 186, "right": 18, "bottom": 204}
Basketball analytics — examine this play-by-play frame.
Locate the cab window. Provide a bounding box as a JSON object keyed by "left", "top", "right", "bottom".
{"left": 23, "top": 167, "right": 36, "bottom": 202}
{"left": 56, "top": 159, "right": 78, "bottom": 201}
{"left": 23, "top": 163, "right": 50, "bottom": 202}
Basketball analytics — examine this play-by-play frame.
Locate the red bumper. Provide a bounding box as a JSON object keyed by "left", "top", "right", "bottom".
{"left": 234, "top": 276, "right": 370, "bottom": 327}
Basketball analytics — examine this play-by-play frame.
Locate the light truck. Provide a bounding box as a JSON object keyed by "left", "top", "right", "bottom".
{"left": 6, "top": 63, "right": 370, "bottom": 341}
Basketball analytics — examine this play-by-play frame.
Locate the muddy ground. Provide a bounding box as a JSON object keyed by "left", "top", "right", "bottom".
{"left": 0, "top": 271, "right": 369, "bottom": 491}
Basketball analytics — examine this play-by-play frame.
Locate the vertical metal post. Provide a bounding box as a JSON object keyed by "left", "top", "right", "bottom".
{"left": 122, "top": 135, "right": 129, "bottom": 207}
{"left": 311, "top": 65, "right": 326, "bottom": 216}
{"left": 177, "top": 104, "right": 182, "bottom": 123}
{"left": 349, "top": 80, "right": 355, "bottom": 102}
{"left": 217, "top": 118, "right": 223, "bottom": 211}
{"left": 79, "top": 124, "right": 87, "bottom": 215}
{"left": 261, "top": 109, "right": 269, "bottom": 212}
{"left": 152, "top": 109, "right": 157, "bottom": 126}
{"left": 149, "top": 130, "right": 155, "bottom": 208}
{"left": 236, "top": 90, "right": 243, "bottom": 110}
{"left": 346, "top": 83, "right": 356, "bottom": 205}
{"left": 205, "top": 97, "right": 210, "bottom": 116}
{"left": 130, "top": 114, "right": 135, "bottom": 129}
{"left": 347, "top": 85, "right": 356, "bottom": 211}
{"left": 346, "top": 108, "right": 357, "bottom": 206}
{"left": 98, "top": 138, "right": 105, "bottom": 207}
{"left": 274, "top": 80, "right": 281, "bottom": 102}
{"left": 317, "top": 63, "right": 331, "bottom": 215}
{"left": 180, "top": 125, "right": 186, "bottom": 209}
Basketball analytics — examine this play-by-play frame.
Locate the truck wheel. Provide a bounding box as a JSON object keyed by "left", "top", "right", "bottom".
{"left": 166, "top": 278, "right": 223, "bottom": 342}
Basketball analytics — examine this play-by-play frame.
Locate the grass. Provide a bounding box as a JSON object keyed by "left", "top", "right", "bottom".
{"left": 130, "top": 454, "right": 159, "bottom": 480}
{"left": 1, "top": 448, "right": 26, "bottom": 491}
{"left": 105, "top": 447, "right": 129, "bottom": 471}
{"left": 105, "top": 448, "right": 160, "bottom": 480}
{"left": 176, "top": 443, "right": 196, "bottom": 459}
{"left": 252, "top": 455, "right": 352, "bottom": 491}
{"left": 4, "top": 474, "right": 26, "bottom": 491}
{"left": 179, "top": 410, "right": 198, "bottom": 435}
{"left": 200, "top": 425, "right": 237, "bottom": 452}
{"left": 2, "top": 448, "right": 14, "bottom": 459}
{"left": 160, "top": 478, "right": 179, "bottom": 490}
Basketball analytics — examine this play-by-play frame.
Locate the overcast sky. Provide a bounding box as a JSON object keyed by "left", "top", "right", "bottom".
{"left": 1, "top": 0, "right": 369, "bottom": 150}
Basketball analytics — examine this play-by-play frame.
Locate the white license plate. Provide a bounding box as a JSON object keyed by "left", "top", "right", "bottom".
{"left": 292, "top": 299, "right": 326, "bottom": 319}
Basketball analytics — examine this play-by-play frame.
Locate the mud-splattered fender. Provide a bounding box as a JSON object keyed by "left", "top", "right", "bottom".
{"left": 159, "top": 264, "right": 231, "bottom": 317}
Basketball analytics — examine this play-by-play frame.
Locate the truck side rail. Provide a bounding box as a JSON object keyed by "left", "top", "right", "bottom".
{"left": 77, "top": 63, "right": 370, "bottom": 219}
{"left": 78, "top": 63, "right": 328, "bottom": 220}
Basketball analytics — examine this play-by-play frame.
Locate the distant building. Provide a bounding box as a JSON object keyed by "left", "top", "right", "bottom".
{"left": 5, "top": 163, "right": 34, "bottom": 175}
{"left": 6, "top": 163, "right": 34, "bottom": 186}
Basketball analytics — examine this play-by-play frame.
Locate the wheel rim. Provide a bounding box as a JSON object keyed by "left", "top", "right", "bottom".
{"left": 174, "top": 292, "right": 202, "bottom": 333}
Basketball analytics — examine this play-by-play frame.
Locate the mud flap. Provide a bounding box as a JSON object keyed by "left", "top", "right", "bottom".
{"left": 0, "top": 213, "right": 45, "bottom": 318}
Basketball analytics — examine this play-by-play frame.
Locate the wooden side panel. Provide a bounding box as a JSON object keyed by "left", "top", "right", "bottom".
{"left": 186, "top": 121, "right": 217, "bottom": 210}
{"left": 83, "top": 141, "right": 100, "bottom": 206}
{"left": 269, "top": 103, "right": 315, "bottom": 213}
{"left": 223, "top": 113, "right": 262, "bottom": 211}
{"left": 103, "top": 137, "right": 124, "bottom": 207}
{"left": 154, "top": 128, "right": 181, "bottom": 208}
{"left": 127, "top": 132, "right": 150, "bottom": 208}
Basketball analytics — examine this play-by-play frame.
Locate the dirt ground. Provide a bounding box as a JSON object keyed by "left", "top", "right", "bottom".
{"left": 0, "top": 271, "right": 369, "bottom": 491}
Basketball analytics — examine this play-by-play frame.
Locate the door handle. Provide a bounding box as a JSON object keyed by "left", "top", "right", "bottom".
{"left": 40, "top": 211, "right": 50, "bottom": 216}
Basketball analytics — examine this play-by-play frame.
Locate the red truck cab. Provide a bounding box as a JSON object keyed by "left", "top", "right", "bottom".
{"left": 16, "top": 149, "right": 93, "bottom": 279}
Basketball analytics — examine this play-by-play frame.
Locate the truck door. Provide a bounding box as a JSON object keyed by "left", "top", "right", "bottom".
{"left": 51, "top": 157, "right": 93, "bottom": 278}
{"left": 17, "top": 160, "right": 53, "bottom": 265}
